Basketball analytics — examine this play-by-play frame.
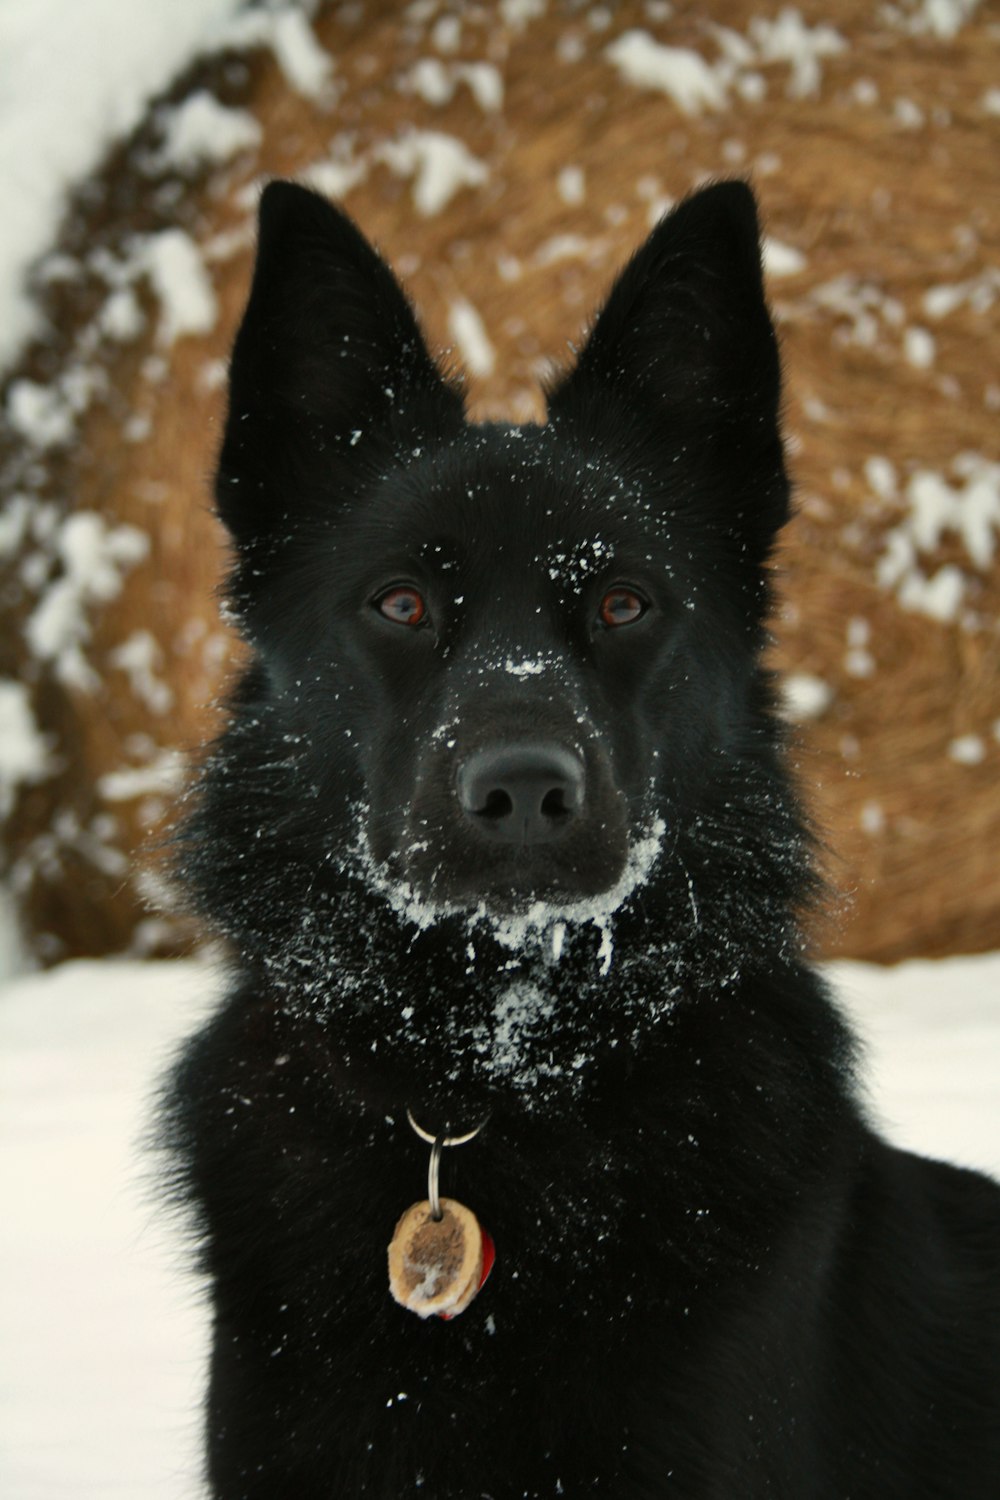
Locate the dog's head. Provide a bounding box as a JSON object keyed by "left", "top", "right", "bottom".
{"left": 198, "top": 179, "right": 794, "bottom": 960}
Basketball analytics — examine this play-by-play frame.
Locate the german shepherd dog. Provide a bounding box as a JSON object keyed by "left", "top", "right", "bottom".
{"left": 162, "top": 180, "right": 1000, "bottom": 1497}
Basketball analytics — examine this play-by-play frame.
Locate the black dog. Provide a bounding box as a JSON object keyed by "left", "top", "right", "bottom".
{"left": 162, "top": 179, "right": 1000, "bottom": 1497}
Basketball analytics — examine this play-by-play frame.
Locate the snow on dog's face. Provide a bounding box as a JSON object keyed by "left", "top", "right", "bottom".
{"left": 197, "top": 180, "right": 790, "bottom": 956}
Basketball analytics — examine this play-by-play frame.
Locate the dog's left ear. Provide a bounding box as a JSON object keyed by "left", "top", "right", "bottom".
{"left": 547, "top": 181, "right": 788, "bottom": 539}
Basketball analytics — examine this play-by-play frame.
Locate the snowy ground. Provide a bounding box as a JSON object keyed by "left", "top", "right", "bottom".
{"left": 0, "top": 960, "right": 218, "bottom": 1500}
{"left": 2, "top": 951, "right": 999, "bottom": 1500}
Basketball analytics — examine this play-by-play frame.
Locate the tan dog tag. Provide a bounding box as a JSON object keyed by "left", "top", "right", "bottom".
{"left": 388, "top": 1197, "right": 495, "bottom": 1320}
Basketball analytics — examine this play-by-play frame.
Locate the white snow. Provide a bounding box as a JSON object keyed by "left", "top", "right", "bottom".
{"left": 0, "top": 958, "right": 219, "bottom": 1500}
{"left": 864, "top": 455, "right": 898, "bottom": 501}
{"left": 859, "top": 800, "right": 887, "bottom": 835}
{"left": 404, "top": 57, "right": 454, "bottom": 107}
{"left": 809, "top": 274, "right": 905, "bottom": 349}
{"left": 829, "top": 954, "right": 1000, "bottom": 1180}
{"left": 96, "top": 750, "right": 186, "bottom": 805}
{"left": 904, "top": 458, "right": 1000, "bottom": 566}
{"left": 499, "top": 0, "right": 547, "bottom": 28}
{"left": 139, "top": 230, "right": 219, "bottom": 347}
{"left": 430, "top": 12, "right": 462, "bottom": 53}
{"left": 403, "top": 59, "right": 503, "bottom": 113}
{"left": 98, "top": 286, "right": 146, "bottom": 343}
{"left": 948, "top": 734, "right": 987, "bottom": 766}
{"left": 447, "top": 297, "right": 496, "bottom": 378}
{"left": 108, "top": 631, "right": 175, "bottom": 716}
{"left": 606, "top": 12, "right": 848, "bottom": 114}
{"left": 782, "top": 672, "right": 834, "bottom": 721}
{"left": 557, "top": 165, "right": 586, "bottom": 206}
{"left": 0, "top": 0, "right": 333, "bottom": 376}
{"left": 903, "top": 326, "right": 936, "bottom": 369}
{"left": 893, "top": 96, "right": 925, "bottom": 128}
{"left": 882, "top": 0, "right": 982, "bottom": 39}
{"left": 534, "top": 233, "right": 604, "bottom": 267}
{"left": 922, "top": 269, "right": 1000, "bottom": 320}
{"left": 895, "top": 560, "right": 966, "bottom": 624}
{"left": 23, "top": 513, "right": 150, "bottom": 691}
{"left": 303, "top": 140, "right": 370, "bottom": 202}
{"left": 875, "top": 455, "right": 1000, "bottom": 624}
{"left": 375, "top": 130, "right": 489, "bottom": 216}
{"left": 605, "top": 32, "right": 729, "bottom": 115}
{"left": 354, "top": 809, "right": 667, "bottom": 975}
{"left": 503, "top": 656, "right": 547, "bottom": 678}
{"left": 484, "top": 980, "right": 556, "bottom": 1080}
{"left": 5, "top": 379, "right": 77, "bottom": 449}
{"left": 0, "top": 680, "right": 53, "bottom": 817}
{"left": 223, "top": 6, "right": 335, "bottom": 103}
{"left": 763, "top": 238, "right": 808, "bottom": 278}
{"left": 0, "top": 493, "right": 34, "bottom": 555}
{"left": 0, "top": 0, "right": 243, "bottom": 371}
{"left": 307, "top": 120, "right": 494, "bottom": 218}
{"left": 746, "top": 10, "right": 846, "bottom": 100}
{"left": 153, "top": 91, "right": 263, "bottom": 173}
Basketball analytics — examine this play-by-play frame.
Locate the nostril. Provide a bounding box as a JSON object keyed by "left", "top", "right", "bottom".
{"left": 540, "top": 787, "right": 571, "bottom": 819}
{"left": 480, "top": 789, "right": 514, "bottom": 822}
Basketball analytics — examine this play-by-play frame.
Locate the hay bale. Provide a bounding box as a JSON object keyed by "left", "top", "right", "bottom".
{"left": 1, "top": 0, "right": 997, "bottom": 963}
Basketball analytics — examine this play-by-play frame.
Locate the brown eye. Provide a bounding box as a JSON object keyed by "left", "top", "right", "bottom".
{"left": 599, "top": 588, "right": 646, "bottom": 628}
{"left": 377, "top": 586, "right": 427, "bottom": 627}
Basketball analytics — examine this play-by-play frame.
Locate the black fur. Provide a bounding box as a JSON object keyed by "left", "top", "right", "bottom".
{"left": 161, "top": 180, "right": 1000, "bottom": 1498}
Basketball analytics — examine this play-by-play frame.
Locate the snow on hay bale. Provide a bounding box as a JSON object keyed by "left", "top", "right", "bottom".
{"left": 1, "top": 0, "right": 998, "bottom": 964}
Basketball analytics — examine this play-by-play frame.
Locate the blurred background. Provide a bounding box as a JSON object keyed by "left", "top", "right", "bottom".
{"left": 0, "top": 2, "right": 997, "bottom": 1496}
{"left": 1, "top": 0, "right": 999, "bottom": 970}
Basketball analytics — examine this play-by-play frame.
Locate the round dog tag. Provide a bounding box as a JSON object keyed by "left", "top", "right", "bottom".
{"left": 388, "top": 1197, "right": 495, "bottom": 1319}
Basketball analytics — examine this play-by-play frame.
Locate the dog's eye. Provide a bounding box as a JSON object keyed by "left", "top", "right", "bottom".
{"left": 376, "top": 586, "right": 427, "bottom": 627}
{"left": 598, "top": 588, "right": 646, "bottom": 628}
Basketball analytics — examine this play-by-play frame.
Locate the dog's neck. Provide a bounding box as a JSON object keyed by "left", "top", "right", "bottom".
{"left": 247, "top": 854, "right": 810, "bottom": 1129}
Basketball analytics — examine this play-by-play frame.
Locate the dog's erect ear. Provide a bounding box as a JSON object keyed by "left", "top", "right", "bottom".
{"left": 217, "top": 181, "right": 463, "bottom": 548}
{"left": 547, "top": 181, "right": 787, "bottom": 531}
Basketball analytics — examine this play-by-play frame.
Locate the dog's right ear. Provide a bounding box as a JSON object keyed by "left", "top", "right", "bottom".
{"left": 216, "top": 181, "right": 464, "bottom": 550}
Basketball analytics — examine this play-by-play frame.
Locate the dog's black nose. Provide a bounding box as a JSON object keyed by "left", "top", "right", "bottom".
{"left": 457, "top": 742, "right": 585, "bottom": 844}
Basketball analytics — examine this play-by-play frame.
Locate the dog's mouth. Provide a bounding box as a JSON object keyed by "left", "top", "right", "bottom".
{"left": 357, "top": 812, "right": 666, "bottom": 945}
{"left": 388, "top": 812, "right": 636, "bottom": 923}
{"left": 416, "top": 848, "right": 627, "bottom": 912}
